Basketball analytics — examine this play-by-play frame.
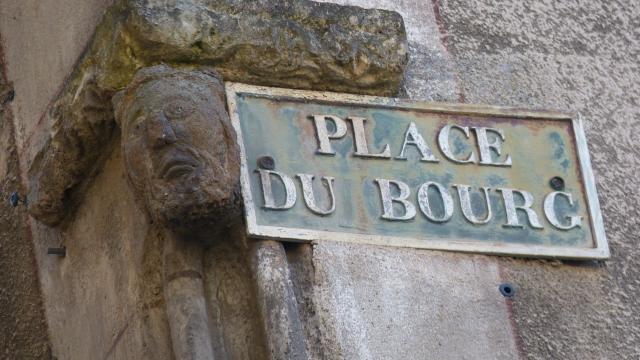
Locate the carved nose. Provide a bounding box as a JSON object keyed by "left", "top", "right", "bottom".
{"left": 148, "top": 111, "right": 177, "bottom": 148}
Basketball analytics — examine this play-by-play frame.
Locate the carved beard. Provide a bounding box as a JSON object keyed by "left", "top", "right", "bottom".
{"left": 144, "top": 143, "right": 241, "bottom": 243}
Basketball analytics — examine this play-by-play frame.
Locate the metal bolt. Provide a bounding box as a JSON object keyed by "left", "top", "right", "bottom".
{"left": 9, "top": 192, "right": 20, "bottom": 207}
{"left": 257, "top": 155, "right": 275, "bottom": 170}
{"left": 549, "top": 176, "right": 565, "bottom": 191}
{"left": 47, "top": 247, "right": 66, "bottom": 257}
{"left": 499, "top": 282, "right": 516, "bottom": 298}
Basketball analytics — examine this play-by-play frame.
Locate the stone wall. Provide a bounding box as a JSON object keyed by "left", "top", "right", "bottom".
{"left": 1, "top": 0, "right": 639, "bottom": 359}
{"left": 310, "top": 0, "right": 640, "bottom": 358}
{"left": 0, "top": 43, "right": 51, "bottom": 360}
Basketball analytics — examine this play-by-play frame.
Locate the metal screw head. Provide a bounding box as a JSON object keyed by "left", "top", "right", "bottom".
{"left": 499, "top": 282, "right": 516, "bottom": 298}
{"left": 257, "top": 155, "right": 275, "bottom": 170}
{"left": 9, "top": 192, "right": 20, "bottom": 207}
{"left": 549, "top": 176, "right": 565, "bottom": 191}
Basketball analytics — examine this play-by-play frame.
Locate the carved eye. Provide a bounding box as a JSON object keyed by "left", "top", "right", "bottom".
{"left": 164, "top": 100, "right": 194, "bottom": 120}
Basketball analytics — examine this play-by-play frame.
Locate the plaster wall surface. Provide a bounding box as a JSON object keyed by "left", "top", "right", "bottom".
{"left": 0, "top": 0, "right": 638, "bottom": 359}
{"left": 0, "top": 53, "right": 51, "bottom": 359}
{"left": 438, "top": 1, "right": 640, "bottom": 358}
{"left": 1, "top": 1, "right": 121, "bottom": 359}
{"left": 311, "top": 0, "right": 640, "bottom": 358}
{"left": 0, "top": 0, "right": 116, "bottom": 171}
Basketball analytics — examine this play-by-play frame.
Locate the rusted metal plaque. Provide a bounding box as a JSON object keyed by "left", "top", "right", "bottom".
{"left": 227, "top": 83, "right": 609, "bottom": 259}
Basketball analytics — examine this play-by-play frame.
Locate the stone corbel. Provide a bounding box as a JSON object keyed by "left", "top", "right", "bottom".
{"left": 26, "top": 0, "right": 408, "bottom": 226}
{"left": 26, "top": 1, "right": 407, "bottom": 359}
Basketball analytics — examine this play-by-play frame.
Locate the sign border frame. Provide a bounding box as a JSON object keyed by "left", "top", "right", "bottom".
{"left": 226, "top": 82, "right": 609, "bottom": 260}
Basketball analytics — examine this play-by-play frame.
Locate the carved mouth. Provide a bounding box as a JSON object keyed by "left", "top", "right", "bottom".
{"left": 160, "top": 155, "right": 199, "bottom": 180}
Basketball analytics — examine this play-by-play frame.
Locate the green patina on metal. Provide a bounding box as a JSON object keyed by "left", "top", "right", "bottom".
{"left": 228, "top": 83, "right": 609, "bottom": 259}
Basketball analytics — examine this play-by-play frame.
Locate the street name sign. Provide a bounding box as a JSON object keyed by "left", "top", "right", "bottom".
{"left": 227, "top": 83, "right": 609, "bottom": 259}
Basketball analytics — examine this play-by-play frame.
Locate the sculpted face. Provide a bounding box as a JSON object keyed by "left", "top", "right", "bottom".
{"left": 114, "top": 66, "right": 240, "bottom": 239}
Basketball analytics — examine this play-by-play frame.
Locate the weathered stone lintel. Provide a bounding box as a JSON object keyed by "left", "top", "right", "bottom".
{"left": 27, "top": 0, "right": 408, "bottom": 226}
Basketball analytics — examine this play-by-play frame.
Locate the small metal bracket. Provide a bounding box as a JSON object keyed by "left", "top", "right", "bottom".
{"left": 549, "top": 176, "right": 565, "bottom": 191}
{"left": 47, "top": 247, "right": 66, "bottom": 257}
{"left": 9, "top": 192, "right": 26, "bottom": 207}
{"left": 257, "top": 155, "right": 275, "bottom": 170}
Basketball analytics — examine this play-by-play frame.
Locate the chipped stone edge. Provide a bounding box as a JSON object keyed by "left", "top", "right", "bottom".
{"left": 26, "top": 0, "right": 409, "bottom": 227}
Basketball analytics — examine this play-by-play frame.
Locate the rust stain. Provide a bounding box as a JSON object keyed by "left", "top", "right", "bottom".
{"left": 499, "top": 264, "right": 527, "bottom": 360}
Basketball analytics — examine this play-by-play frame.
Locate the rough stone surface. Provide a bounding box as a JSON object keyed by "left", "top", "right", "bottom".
{"left": 127, "top": 0, "right": 408, "bottom": 95}
{"left": 112, "top": 65, "right": 246, "bottom": 359}
{"left": 26, "top": 0, "right": 408, "bottom": 227}
{"left": 30, "top": 142, "right": 267, "bottom": 360}
{"left": 203, "top": 227, "right": 269, "bottom": 360}
{"left": 0, "top": 46, "right": 51, "bottom": 360}
{"left": 113, "top": 65, "right": 241, "bottom": 241}
{"left": 437, "top": 0, "right": 640, "bottom": 358}
{"left": 250, "top": 240, "right": 309, "bottom": 359}
{"left": 288, "top": 241, "right": 519, "bottom": 359}
{"left": 317, "top": 0, "right": 459, "bottom": 101}
{"left": 0, "top": 0, "right": 115, "bottom": 155}
{"left": 34, "top": 145, "right": 150, "bottom": 360}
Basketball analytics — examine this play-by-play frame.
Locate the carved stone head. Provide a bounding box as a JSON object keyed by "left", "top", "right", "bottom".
{"left": 113, "top": 65, "right": 240, "bottom": 241}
